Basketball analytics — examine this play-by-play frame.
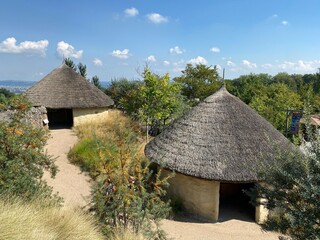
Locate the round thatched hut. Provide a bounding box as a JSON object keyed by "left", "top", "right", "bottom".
{"left": 25, "top": 64, "right": 113, "bottom": 128}
{"left": 145, "top": 85, "right": 294, "bottom": 223}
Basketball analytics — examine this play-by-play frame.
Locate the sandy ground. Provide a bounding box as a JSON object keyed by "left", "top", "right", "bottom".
{"left": 161, "top": 216, "right": 280, "bottom": 240}
{"left": 43, "top": 128, "right": 281, "bottom": 239}
{"left": 43, "top": 129, "right": 92, "bottom": 208}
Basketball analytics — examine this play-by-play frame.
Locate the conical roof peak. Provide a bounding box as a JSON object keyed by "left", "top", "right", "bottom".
{"left": 25, "top": 64, "right": 113, "bottom": 108}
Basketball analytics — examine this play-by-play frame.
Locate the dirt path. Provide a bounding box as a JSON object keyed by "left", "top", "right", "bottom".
{"left": 43, "top": 129, "right": 91, "bottom": 208}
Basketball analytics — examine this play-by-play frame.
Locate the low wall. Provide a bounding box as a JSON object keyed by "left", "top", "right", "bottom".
{"left": 72, "top": 107, "right": 109, "bottom": 126}
{"left": 0, "top": 106, "right": 48, "bottom": 129}
{"left": 163, "top": 169, "right": 220, "bottom": 222}
{"left": 24, "top": 106, "right": 48, "bottom": 129}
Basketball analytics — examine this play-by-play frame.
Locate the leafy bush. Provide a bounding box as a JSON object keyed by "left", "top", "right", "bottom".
{"left": 249, "top": 109, "right": 320, "bottom": 239}
{"left": 70, "top": 110, "right": 171, "bottom": 239}
{"left": 0, "top": 95, "right": 57, "bottom": 200}
{"left": 91, "top": 139, "right": 171, "bottom": 239}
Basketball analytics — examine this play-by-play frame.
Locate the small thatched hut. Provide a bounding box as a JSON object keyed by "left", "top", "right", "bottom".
{"left": 25, "top": 64, "right": 113, "bottom": 127}
{"left": 145, "top": 85, "right": 294, "bottom": 223}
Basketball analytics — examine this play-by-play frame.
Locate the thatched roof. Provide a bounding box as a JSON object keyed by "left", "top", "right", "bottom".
{"left": 145, "top": 86, "right": 295, "bottom": 183}
{"left": 25, "top": 64, "right": 113, "bottom": 109}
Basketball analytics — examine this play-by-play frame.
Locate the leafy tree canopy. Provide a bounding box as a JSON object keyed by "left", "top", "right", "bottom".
{"left": 174, "top": 63, "right": 222, "bottom": 103}
{"left": 105, "top": 77, "right": 142, "bottom": 110}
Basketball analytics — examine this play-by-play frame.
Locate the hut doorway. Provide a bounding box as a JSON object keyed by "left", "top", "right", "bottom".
{"left": 47, "top": 108, "right": 73, "bottom": 128}
{"left": 218, "top": 183, "right": 255, "bottom": 222}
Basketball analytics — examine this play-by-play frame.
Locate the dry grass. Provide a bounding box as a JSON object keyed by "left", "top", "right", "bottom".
{"left": 73, "top": 109, "right": 141, "bottom": 140}
{"left": 74, "top": 109, "right": 146, "bottom": 155}
{"left": 110, "top": 229, "right": 143, "bottom": 240}
{"left": 0, "top": 197, "right": 104, "bottom": 240}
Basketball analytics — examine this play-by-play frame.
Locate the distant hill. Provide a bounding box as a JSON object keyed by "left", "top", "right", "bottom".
{"left": 0, "top": 80, "right": 35, "bottom": 93}
{"left": 0, "top": 80, "right": 110, "bottom": 93}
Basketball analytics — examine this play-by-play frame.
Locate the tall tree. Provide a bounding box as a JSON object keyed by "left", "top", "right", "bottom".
{"left": 174, "top": 63, "right": 221, "bottom": 103}
{"left": 105, "top": 77, "right": 142, "bottom": 110}
{"left": 64, "top": 58, "right": 77, "bottom": 71}
{"left": 91, "top": 75, "right": 102, "bottom": 90}
{"left": 77, "top": 63, "right": 87, "bottom": 78}
{"left": 250, "top": 83, "right": 303, "bottom": 134}
{"left": 138, "top": 68, "right": 187, "bottom": 135}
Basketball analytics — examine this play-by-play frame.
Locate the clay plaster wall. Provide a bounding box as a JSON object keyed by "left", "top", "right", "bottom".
{"left": 163, "top": 169, "right": 220, "bottom": 222}
{"left": 72, "top": 108, "right": 109, "bottom": 126}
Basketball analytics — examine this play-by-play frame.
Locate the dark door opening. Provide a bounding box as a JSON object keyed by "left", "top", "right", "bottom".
{"left": 47, "top": 108, "right": 73, "bottom": 129}
{"left": 218, "top": 183, "right": 255, "bottom": 222}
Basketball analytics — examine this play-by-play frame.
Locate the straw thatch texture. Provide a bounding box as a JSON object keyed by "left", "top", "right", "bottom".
{"left": 145, "top": 86, "right": 295, "bottom": 182}
{"left": 25, "top": 64, "right": 113, "bottom": 109}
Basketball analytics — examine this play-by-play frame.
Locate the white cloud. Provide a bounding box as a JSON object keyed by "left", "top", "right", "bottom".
{"left": 163, "top": 60, "right": 170, "bottom": 66}
{"left": 210, "top": 47, "right": 220, "bottom": 53}
{"left": 297, "top": 60, "right": 314, "bottom": 71}
{"left": 261, "top": 63, "right": 273, "bottom": 69}
{"left": 146, "top": 55, "right": 156, "bottom": 62}
{"left": 216, "top": 64, "right": 222, "bottom": 70}
{"left": 169, "top": 46, "right": 184, "bottom": 54}
{"left": 278, "top": 60, "right": 318, "bottom": 71}
{"left": 278, "top": 61, "right": 296, "bottom": 70}
{"left": 111, "top": 49, "right": 130, "bottom": 59}
{"left": 93, "top": 58, "right": 103, "bottom": 66}
{"left": 227, "top": 60, "right": 236, "bottom": 67}
{"left": 173, "top": 59, "right": 185, "bottom": 67}
{"left": 57, "top": 41, "right": 83, "bottom": 59}
{"left": 0, "top": 37, "right": 48, "bottom": 56}
{"left": 147, "top": 13, "right": 168, "bottom": 24}
{"left": 242, "top": 59, "right": 257, "bottom": 68}
{"left": 188, "top": 56, "right": 208, "bottom": 65}
{"left": 124, "top": 7, "right": 139, "bottom": 17}
{"left": 281, "top": 20, "right": 288, "bottom": 26}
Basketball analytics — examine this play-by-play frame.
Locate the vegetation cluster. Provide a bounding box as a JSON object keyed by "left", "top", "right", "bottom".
{"left": 69, "top": 110, "right": 171, "bottom": 239}
{"left": 1, "top": 61, "right": 320, "bottom": 239}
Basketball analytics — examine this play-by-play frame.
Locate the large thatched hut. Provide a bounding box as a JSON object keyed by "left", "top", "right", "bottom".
{"left": 145, "top": 85, "right": 294, "bottom": 223}
{"left": 25, "top": 64, "right": 113, "bottom": 127}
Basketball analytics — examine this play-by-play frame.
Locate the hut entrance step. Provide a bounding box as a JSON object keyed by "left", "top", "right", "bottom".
{"left": 47, "top": 108, "right": 73, "bottom": 129}
{"left": 218, "top": 183, "right": 255, "bottom": 222}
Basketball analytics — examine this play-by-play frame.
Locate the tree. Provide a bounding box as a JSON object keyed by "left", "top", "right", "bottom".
{"left": 250, "top": 83, "right": 303, "bottom": 135}
{"left": 136, "top": 68, "right": 187, "bottom": 135}
{"left": 0, "top": 88, "right": 14, "bottom": 107}
{"left": 273, "top": 72, "right": 298, "bottom": 92}
{"left": 174, "top": 63, "right": 221, "bottom": 103}
{"left": 78, "top": 62, "right": 87, "bottom": 78}
{"left": 64, "top": 58, "right": 77, "bottom": 71}
{"left": 105, "top": 77, "right": 142, "bottom": 110}
{"left": 0, "top": 95, "right": 57, "bottom": 199}
{"left": 230, "top": 73, "right": 271, "bottom": 104}
{"left": 91, "top": 75, "right": 103, "bottom": 90}
{"left": 249, "top": 107, "right": 320, "bottom": 239}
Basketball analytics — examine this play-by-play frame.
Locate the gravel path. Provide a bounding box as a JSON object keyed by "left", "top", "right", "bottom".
{"left": 43, "top": 129, "right": 92, "bottom": 208}
{"left": 42, "top": 128, "right": 280, "bottom": 239}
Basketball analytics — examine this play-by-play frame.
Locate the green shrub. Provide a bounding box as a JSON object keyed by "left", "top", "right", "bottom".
{"left": 248, "top": 106, "right": 320, "bottom": 240}
{"left": 70, "top": 110, "right": 171, "bottom": 239}
{"left": 0, "top": 95, "right": 57, "bottom": 200}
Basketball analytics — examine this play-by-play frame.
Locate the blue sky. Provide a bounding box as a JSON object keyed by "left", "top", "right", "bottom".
{"left": 1, "top": 0, "right": 320, "bottom": 81}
